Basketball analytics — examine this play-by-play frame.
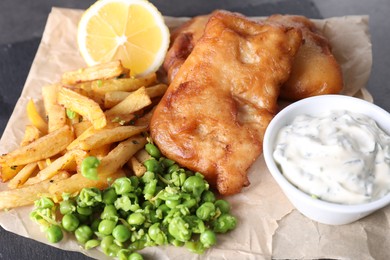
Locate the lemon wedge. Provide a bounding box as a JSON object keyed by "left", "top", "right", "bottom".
{"left": 77, "top": 0, "right": 170, "bottom": 76}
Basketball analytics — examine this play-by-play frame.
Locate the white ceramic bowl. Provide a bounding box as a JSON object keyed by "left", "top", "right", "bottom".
{"left": 263, "top": 95, "right": 390, "bottom": 225}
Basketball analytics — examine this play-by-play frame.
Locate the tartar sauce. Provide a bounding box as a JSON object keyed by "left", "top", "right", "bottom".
{"left": 273, "top": 110, "right": 390, "bottom": 205}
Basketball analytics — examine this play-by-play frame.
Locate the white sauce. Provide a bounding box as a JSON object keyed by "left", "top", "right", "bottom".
{"left": 273, "top": 110, "right": 390, "bottom": 205}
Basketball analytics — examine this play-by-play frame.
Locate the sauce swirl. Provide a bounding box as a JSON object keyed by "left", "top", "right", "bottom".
{"left": 273, "top": 110, "right": 390, "bottom": 204}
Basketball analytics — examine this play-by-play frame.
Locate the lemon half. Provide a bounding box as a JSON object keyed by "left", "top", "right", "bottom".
{"left": 77, "top": 0, "right": 170, "bottom": 77}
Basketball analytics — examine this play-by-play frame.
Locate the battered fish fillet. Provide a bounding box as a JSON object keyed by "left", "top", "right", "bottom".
{"left": 163, "top": 14, "right": 210, "bottom": 83}
{"left": 266, "top": 14, "right": 344, "bottom": 101}
{"left": 151, "top": 10, "right": 302, "bottom": 195}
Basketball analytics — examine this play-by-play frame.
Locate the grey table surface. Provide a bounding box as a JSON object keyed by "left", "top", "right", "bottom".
{"left": 0, "top": 0, "right": 389, "bottom": 259}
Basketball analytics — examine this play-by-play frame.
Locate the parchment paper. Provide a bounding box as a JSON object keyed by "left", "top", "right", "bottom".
{"left": 0, "top": 7, "right": 379, "bottom": 260}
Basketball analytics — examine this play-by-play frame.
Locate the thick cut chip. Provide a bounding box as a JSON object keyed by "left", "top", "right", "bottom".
{"left": 58, "top": 87, "right": 107, "bottom": 129}
{"left": 0, "top": 125, "right": 74, "bottom": 166}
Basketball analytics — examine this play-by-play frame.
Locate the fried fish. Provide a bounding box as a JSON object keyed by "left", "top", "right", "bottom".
{"left": 163, "top": 14, "right": 210, "bottom": 83}
{"left": 151, "top": 10, "right": 302, "bottom": 195}
{"left": 266, "top": 14, "right": 344, "bottom": 101}
{"left": 164, "top": 14, "right": 344, "bottom": 101}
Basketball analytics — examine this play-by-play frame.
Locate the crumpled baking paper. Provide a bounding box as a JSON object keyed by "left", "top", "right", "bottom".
{"left": 0, "top": 7, "right": 379, "bottom": 260}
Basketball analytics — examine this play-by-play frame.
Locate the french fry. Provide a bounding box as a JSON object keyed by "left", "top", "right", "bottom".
{"left": 104, "top": 91, "right": 130, "bottom": 109}
{"left": 0, "top": 125, "right": 74, "bottom": 166}
{"left": 134, "top": 106, "right": 156, "bottom": 127}
{"left": 73, "top": 82, "right": 105, "bottom": 106}
{"left": 58, "top": 87, "right": 107, "bottom": 129}
{"left": 27, "top": 99, "right": 48, "bottom": 134}
{"left": 78, "top": 125, "right": 148, "bottom": 150}
{"left": 128, "top": 157, "right": 146, "bottom": 177}
{"left": 0, "top": 59, "right": 165, "bottom": 211}
{"left": 50, "top": 134, "right": 146, "bottom": 199}
{"left": 67, "top": 125, "right": 99, "bottom": 150}
{"left": 8, "top": 162, "right": 38, "bottom": 189}
{"left": 104, "top": 83, "right": 168, "bottom": 108}
{"left": 0, "top": 171, "right": 70, "bottom": 210}
{"left": 134, "top": 148, "right": 152, "bottom": 164}
{"left": 0, "top": 164, "right": 24, "bottom": 182}
{"left": 98, "top": 135, "right": 147, "bottom": 175}
{"left": 20, "top": 125, "right": 42, "bottom": 147}
{"left": 91, "top": 72, "right": 156, "bottom": 94}
{"left": 105, "top": 87, "right": 152, "bottom": 118}
{"left": 61, "top": 60, "right": 128, "bottom": 85}
{"left": 37, "top": 159, "right": 50, "bottom": 170}
{"left": 72, "top": 121, "right": 92, "bottom": 137}
{"left": 48, "top": 170, "right": 126, "bottom": 201}
{"left": 42, "top": 84, "right": 66, "bottom": 133}
{"left": 24, "top": 150, "right": 86, "bottom": 186}
{"left": 89, "top": 144, "right": 112, "bottom": 159}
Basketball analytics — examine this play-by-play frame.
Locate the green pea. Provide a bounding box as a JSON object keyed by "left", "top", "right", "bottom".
{"left": 214, "top": 199, "right": 230, "bottom": 214}
{"left": 75, "top": 225, "right": 93, "bottom": 244}
{"left": 201, "top": 190, "right": 216, "bottom": 203}
{"left": 103, "top": 188, "right": 118, "bottom": 204}
{"left": 172, "top": 172, "right": 187, "bottom": 187}
{"left": 107, "top": 243, "right": 122, "bottom": 257}
{"left": 183, "top": 198, "right": 197, "bottom": 209}
{"left": 185, "top": 240, "right": 205, "bottom": 254}
{"left": 129, "top": 176, "right": 139, "bottom": 189}
{"left": 161, "top": 158, "right": 175, "bottom": 167}
{"left": 127, "top": 212, "right": 145, "bottom": 226}
{"left": 196, "top": 202, "right": 216, "bottom": 221}
{"left": 148, "top": 223, "right": 167, "bottom": 245}
{"left": 77, "top": 187, "right": 102, "bottom": 207}
{"left": 170, "top": 238, "right": 184, "bottom": 247}
{"left": 100, "top": 235, "right": 114, "bottom": 252}
{"left": 98, "top": 219, "right": 117, "bottom": 235}
{"left": 168, "top": 217, "right": 192, "bottom": 242}
{"left": 143, "top": 179, "right": 157, "bottom": 199}
{"left": 212, "top": 214, "right": 237, "bottom": 233}
{"left": 81, "top": 156, "right": 101, "bottom": 180}
{"left": 66, "top": 108, "right": 77, "bottom": 119}
{"left": 46, "top": 225, "right": 63, "bottom": 243}
{"left": 128, "top": 239, "right": 146, "bottom": 251}
{"left": 183, "top": 215, "right": 205, "bottom": 234}
{"left": 145, "top": 143, "right": 161, "bottom": 158}
{"left": 157, "top": 204, "right": 170, "bottom": 215}
{"left": 61, "top": 213, "right": 80, "bottom": 232}
{"left": 35, "top": 197, "right": 55, "bottom": 209}
{"left": 117, "top": 249, "right": 131, "bottom": 260}
{"left": 141, "top": 171, "right": 155, "bottom": 183}
{"left": 167, "top": 164, "right": 180, "bottom": 174}
{"left": 200, "top": 229, "right": 217, "bottom": 248}
{"left": 165, "top": 199, "right": 180, "bottom": 209}
{"left": 128, "top": 252, "right": 144, "bottom": 260}
{"left": 84, "top": 239, "right": 100, "bottom": 250}
{"left": 101, "top": 204, "right": 118, "bottom": 221}
{"left": 59, "top": 200, "right": 76, "bottom": 215}
{"left": 115, "top": 195, "right": 140, "bottom": 212}
{"left": 112, "top": 177, "right": 133, "bottom": 195}
{"left": 112, "top": 224, "right": 131, "bottom": 243}
{"left": 143, "top": 158, "right": 162, "bottom": 173}
{"left": 77, "top": 206, "right": 93, "bottom": 216}
{"left": 182, "top": 175, "right": 206, "bottom": 198}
